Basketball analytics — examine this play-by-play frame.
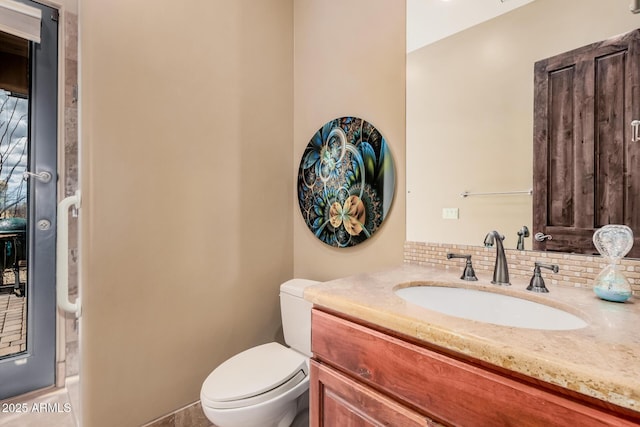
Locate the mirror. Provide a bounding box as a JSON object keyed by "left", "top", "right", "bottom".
{"left": 406, "top": 0, "right": 640, "bottom": 251}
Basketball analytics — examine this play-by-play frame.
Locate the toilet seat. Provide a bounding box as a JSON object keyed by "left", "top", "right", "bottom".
{"left": 201, "top": 342, "right": 308, "bottom": 410}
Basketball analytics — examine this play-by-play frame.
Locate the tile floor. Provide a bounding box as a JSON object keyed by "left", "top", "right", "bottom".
{"left": 143, "top": 401, "right": 213, "bottom": 427}
{"left": 0, "top": 376, "right": 80, "bottom": 427}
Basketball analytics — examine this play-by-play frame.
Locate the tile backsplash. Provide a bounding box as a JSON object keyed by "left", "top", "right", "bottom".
{"left": 404, "top": 241, "right": 640, "bottom": 295}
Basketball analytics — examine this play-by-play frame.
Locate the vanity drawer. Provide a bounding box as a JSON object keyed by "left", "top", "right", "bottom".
{"left": 311, "top": 308, "right": 637, "bottom": 427}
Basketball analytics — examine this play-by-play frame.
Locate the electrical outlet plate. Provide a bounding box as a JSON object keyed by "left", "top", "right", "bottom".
{"left": 442, "top": 208, "right": 459, "bottom": 219}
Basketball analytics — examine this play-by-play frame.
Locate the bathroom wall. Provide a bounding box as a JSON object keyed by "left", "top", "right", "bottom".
{"left": 79, "top": 1, "right": 294, "bottom": 425}
{"left": 406, "top": 0, "right": 640, "bottom": 246}
{"left": 292, "top": 0, "right": 406, "bottom": 281}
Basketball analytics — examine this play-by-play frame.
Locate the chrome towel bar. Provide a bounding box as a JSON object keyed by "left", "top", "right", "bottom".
{"left": 460, "top": 188, "right": 533, "bottom": 198}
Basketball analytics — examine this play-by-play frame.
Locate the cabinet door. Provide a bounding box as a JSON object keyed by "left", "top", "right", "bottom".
{"left": 533, "top": 29, "right": 640, "bottom": 256}
{"left": 310, "top": 360, "right": 436, "bottom": 427}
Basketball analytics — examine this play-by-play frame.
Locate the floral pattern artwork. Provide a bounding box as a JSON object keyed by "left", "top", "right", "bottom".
{"left": 297, "top": 117, "right": 396, "bottom": 247}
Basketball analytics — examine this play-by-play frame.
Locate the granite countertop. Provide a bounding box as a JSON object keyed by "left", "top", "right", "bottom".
{"left": 304, "top": 264, "right": 640, "bottom": 413}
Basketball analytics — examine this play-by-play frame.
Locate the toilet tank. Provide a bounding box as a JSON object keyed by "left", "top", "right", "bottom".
{"left": 279, "top": 279, "right": 318, "bottom": 357}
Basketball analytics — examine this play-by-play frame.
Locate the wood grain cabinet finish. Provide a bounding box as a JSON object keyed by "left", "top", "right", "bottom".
{"left": 533, "top": 29, "right": 640, "bottom": 257}
{"left": 310, "top": 308, "right": 639, "bottom": 427}
{"left": 310, "top": 360, "right": 438, "bottom": 427}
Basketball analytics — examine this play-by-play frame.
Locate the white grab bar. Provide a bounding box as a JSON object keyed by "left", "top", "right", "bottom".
{"left": 57, "top": 190, "right": 81, "bottom": 317}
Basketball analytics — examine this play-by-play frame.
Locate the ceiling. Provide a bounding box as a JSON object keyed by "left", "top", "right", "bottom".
{"left": 407, "top": 0, "right": 536, "bottom": 52}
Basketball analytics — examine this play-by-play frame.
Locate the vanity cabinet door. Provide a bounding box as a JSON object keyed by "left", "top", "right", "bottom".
{"left": 310, "top": 360, "right": 436, "bottom": 427}
{"left": 533, "top": 28, "right": 640, "bottom": 257}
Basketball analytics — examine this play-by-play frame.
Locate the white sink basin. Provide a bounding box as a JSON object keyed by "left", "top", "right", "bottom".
{"left": 395, "top": 286, "right": 587, "bottom": 330}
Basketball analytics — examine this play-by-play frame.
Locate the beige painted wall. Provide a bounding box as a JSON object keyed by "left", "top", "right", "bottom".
{"left": 293, "top": 0, "right": 406, "bottom": 281}
{"left": 79, "top": 1, "right": 293, "bottom": 425}
{"left": 407, "top": 0, "right": 640, "bottom": 249}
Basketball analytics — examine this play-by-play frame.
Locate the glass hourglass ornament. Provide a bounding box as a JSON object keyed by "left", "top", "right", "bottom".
{"left": 592, "top": 225, "right": 634, "bottom": 302}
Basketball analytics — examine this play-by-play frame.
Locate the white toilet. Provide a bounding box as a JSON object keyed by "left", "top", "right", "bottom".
{"left": 200, "top": 279, "right": 318, "bottom": 427}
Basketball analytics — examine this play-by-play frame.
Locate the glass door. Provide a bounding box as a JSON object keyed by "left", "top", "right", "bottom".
{"left": 0, "top": 0, "right": 58, "bottom": 399}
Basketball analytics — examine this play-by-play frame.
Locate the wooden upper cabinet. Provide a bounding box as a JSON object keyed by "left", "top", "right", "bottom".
{"left": 533, "top": 29, "right": 640, "bottom": 257}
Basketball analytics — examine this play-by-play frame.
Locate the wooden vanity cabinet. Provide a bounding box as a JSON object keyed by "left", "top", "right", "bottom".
{"left": 310, "top": 308, "right": 639, "bottom": 427}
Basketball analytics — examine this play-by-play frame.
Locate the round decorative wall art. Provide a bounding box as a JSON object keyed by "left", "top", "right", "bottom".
{"left": 297, "top": 116, "right": 396, "bottom": 248}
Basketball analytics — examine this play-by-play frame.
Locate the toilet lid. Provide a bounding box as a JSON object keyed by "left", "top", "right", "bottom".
{"left": 201, "top": 342, "right": 308, "bottom": 409}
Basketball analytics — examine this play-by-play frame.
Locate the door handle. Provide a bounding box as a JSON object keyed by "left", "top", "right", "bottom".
{"left": 534, "top": 232, "right": 553, "bottom": 242}
{"left": 632, "top": 120, "right": 640, "bottom": 142}
{"left": 57, "top": 190, "right": 81, "bottom": 317}
{"left": 23, "top": 170, "right": 53, "bottom": 183}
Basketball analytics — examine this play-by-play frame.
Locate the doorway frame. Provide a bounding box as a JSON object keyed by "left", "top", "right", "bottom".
{"left": 40, "top": 0, "right": 79, "bottom": 389}
{"left": 0, "top": 0, "right": 78, "bottom": 397}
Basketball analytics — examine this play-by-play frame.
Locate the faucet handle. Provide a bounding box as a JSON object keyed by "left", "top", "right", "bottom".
{"left": 516, "top": 226, "right": 530, "bottom": 250}
{"left": 535, "top": 262, "right": 559, "bottom": 273}
{"left": 526, "top": 262, "right": 559, "bottom": 293}
{"left": 446, "top": 253, "right": 478, "bottom": 281}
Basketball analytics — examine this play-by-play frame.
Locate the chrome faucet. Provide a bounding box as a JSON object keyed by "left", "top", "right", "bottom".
{"left": 484, "top": 230, "right": 511, "bottom": 286}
